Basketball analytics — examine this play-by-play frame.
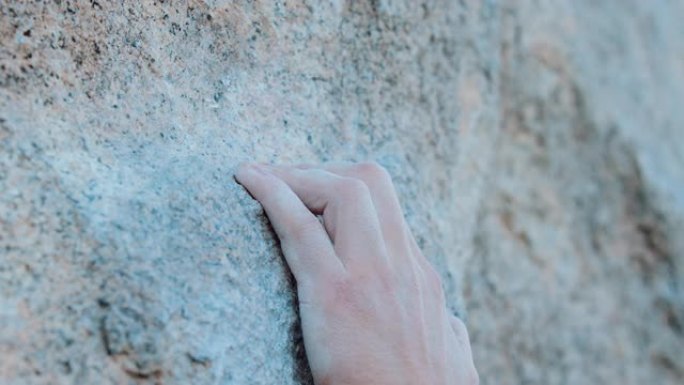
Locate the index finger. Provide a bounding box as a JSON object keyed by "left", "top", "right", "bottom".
{"left": 235, "top": 163, "right": 345, "bottom": 287}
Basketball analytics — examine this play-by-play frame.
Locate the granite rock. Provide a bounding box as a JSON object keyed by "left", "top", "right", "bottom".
{"left": 0, "top": 1, "right": 682, "bottom": 384}
{"left": 466, "top": 1, "right": 684, "bottom": 384}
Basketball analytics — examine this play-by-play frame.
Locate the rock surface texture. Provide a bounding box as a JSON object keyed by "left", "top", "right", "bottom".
{"left": 0, "top": 1, "right": 682, "bottom": 384}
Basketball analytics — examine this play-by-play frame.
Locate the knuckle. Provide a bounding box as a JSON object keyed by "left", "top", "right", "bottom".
{"left": 285, "top": 215, "right": 320, "bottom": 243}
{"left": 357, "top": 263, "right": 397, "bottom": 292}
{"left": 346, "top": 267, "right": 376, "bottom": 289}
{"left": 324, "top": 269, "right": 389, "bottom": 310}
{"left": 323, "top": 274, "right": 359, "bottom": 311}
{"left": 298, "top": 269, "right": 343, "bottom": 306}
{"left": 378, "top": 264, "right": 400, "bottom": 289}
{"left": 354, "top": 161, "right": 392, "bottom": 182}
{"left": 335, "top": 177, "right": 370, "bottom": 199}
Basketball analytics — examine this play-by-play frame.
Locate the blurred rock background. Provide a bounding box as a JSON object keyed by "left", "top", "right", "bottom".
{"left": 0, "top": 1, "right": 682, "bottom": 384}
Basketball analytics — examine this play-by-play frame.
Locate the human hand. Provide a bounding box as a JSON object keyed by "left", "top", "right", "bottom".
{"left": 235, "top": 162, "right": 478, "bottom": 385}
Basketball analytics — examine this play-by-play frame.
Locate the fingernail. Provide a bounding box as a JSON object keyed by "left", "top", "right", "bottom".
{"left": 251, "top": 163, "right": 272, "bottom": 174}
{"left": 235, "top": 163, "right": 261, "bottom": 181}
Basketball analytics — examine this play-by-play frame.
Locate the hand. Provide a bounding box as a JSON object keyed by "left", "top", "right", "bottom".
{"left": 235, "top": 162, "right": 478, "bottom": 385}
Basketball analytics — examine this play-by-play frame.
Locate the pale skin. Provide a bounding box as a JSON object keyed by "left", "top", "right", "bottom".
{"left": 235, "top": 162, "right": 478, "bottom": 385}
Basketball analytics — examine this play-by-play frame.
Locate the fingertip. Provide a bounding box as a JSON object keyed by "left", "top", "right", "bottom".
{"left": 234, "top": 163, "right": 252, "bottom": 183}
{"left": 235, "top": 163, "right": 270, "bottom": 184}
{"left": 234, "top": 164, "right": 274, "bottom": 203}
{"left": 233, "top": 164, "right": 246, "bottom": 185}
{"left": 450, "top": 314, "right": 471, "bottom": 339}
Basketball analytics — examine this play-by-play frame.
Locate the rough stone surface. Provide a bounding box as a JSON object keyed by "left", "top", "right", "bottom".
{"left": 466, "top": 2, "right": 684, "bottom": 384}
{"left": 0, "top": 1, "right": 682, "bottom": 384}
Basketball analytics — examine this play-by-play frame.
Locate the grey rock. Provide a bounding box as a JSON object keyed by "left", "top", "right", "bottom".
{"left": 466, "top": 1, "right": 684, "bottom": 384}
{"left": 0, "top": 1, "right": 681, "bottom": 384}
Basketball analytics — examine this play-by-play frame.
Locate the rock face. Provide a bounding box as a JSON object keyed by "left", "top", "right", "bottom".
{"left": 467, "top": 2, "right": 684, "bottom": 384}
{"left": 0, "top": 1, "right": 682, "bottom": 384}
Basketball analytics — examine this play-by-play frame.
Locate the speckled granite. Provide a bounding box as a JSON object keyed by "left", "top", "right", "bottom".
{"left": 0, "top": 1, "right": 498, "bottom": 384}
{"left": 466, "top": 1, "right": 684, "bottom": 384}
{"left": 0, "top": 1, "right": 682, "bottom": 384}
